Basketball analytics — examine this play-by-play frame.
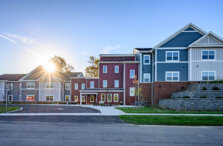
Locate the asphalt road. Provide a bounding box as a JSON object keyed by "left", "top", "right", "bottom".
{"left": 0, "top": 118, "right": 222, "bottom": 146}
{"left": 0, "top": 104, "right": 100, "bottom": 113}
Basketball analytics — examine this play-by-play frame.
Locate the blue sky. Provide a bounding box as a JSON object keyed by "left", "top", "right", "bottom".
{"left": 0, "top": 0, "right": 222, "bottom": 74}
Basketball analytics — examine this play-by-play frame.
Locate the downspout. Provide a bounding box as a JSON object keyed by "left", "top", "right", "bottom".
{"left": 151, "top": 51, "right": 154, "bottom": 106}
{"left": 123, "top": 63, "right": 126, "bottom": 105}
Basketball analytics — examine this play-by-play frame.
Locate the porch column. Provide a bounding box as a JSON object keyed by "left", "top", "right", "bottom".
{"left": 80, "top": 93, "right": 82, "bottom": 105}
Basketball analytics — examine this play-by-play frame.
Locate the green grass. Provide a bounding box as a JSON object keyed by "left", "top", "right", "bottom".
{"left": 119, "top": 115, "right": 223, "bottom": 126}
{"left": 0, "top": 106, "right": 20, "bottom": 113}
{"left": 116, "top": 107, "right": 223, "bottom": 114}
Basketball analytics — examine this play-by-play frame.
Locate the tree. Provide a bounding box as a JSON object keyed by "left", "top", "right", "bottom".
{"left": 133, "top": 75, "right": 142, "bottom": 105}
{"left": 50, "top": 56, "right": 74, "bottom": 73}
{"left": 85, "top": 56, "right": 100, "bottom": 77}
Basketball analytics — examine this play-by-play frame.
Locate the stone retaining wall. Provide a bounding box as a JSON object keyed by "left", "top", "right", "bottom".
{"left": 159, "top": 99, "right": 223, "bottom": 111}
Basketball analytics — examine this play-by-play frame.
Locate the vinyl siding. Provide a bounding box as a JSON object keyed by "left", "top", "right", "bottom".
{"left": 39, "top": 81, "right": 61, "bottom": 101}
{"left": 157, "top": 49, "right": 188, "bottom": 62}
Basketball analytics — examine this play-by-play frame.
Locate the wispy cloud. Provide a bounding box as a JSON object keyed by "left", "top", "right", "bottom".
{"left": 4, "top": 33, "right": 35, "bottom": 44}
{"left": 0, "top": 33, "right": 16, "bottom": 43}
{"left": 102, "top": 44, "right": 120, "bottom": 54}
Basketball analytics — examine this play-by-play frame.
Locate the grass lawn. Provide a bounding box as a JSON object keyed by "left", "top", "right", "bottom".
{"left": 0, "top": 106, "right": 20, "bottom": 113}
{"left": 116, "top": 107, "right": 223, "bottom": 114}
{"left": 119, "top": 115, "right": 223, "bottom": 126}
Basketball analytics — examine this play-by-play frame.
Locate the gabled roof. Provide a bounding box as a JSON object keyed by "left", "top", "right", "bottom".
{"left": 189, "top": 31, "right": 223, "bottom": 47}
{"left": 99, "top": 54, "right": 135, "bottom": 57}
{"left": 154, "top": 23, "right": 207, "bottom": 48}
{"left": 19, "top": 65, "right": 45, "bottom": 81}
{"left": 0, "top": 74, "right": 26, "bottom": 81}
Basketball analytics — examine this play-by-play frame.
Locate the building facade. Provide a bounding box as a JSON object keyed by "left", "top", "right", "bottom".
{"left": 0, "top": 23, "right": 223, "bottom": 105}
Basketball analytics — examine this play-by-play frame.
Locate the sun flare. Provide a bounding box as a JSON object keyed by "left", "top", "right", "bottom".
{"left": 42, "top": 61, "right": 56, "bottom": 73}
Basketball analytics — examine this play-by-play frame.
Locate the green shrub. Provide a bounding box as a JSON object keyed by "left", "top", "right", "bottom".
{"left": 183, "top": 96, "right": 190, "bottom": 98}
{"left": 216, "top": 96, "right": 223, "bottom": 99}
{"left": 200, "top": 96, "right": 207, "bottom": 98}
{"left": 212, "top": 87, "right": 220, "bottom": 90}
{"left": 210, "top": 80, "right": 223, "bottom": 83}
{"left": 202, "top": 87, "right": 207, "bottom": 90}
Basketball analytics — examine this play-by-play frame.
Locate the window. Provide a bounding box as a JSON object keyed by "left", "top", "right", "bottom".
{"left": 130, "top": 87, "right": 135, "bottom": 96}
{"left": 166, "top": 72, "right": 179, "bottom": 81}
{"left": 26, "top": 82, "right": 35, "bottom": 89}
{"left": 65, "top": 95, "right": 70, "bottom": 101}
{"left": 46, "top": 82, "right": 54, "bottom": 88}
{"left": 90, "top": 95, "right": 94, "bottom": 102}
{"left": 65, "top": 83, "right": 70, "bottom": 90}
{"left": 114, "top": 65, "right": 119, "bottom": 73}
{"left": 202, "top": 71, "right": 215, "bottom": 81}
{"left": 114, "top": 94, "right": 119, "bottom": 102}
{"left": 8, "top": 95, "right": 13, "bottom": 101}
{"left": 82, "top": 96, "right": 86, "bottom": 102}
{"left": 74, "top": 83, "right": 78, "bottom": 90}
{"left": 103, "top": 80, "right": 107, "bottom": 88}
{"left": 107, "top": 94, "right": 112, "bottom": 102}
{"left": 81, "top": 83, "right": 85, "bottom": 89}
{"left": 101, "top": 93, "right": 106, "bottom": 102}
{"left": 114, "top": 80, "right": 119, "bottom": 88}
{"left": 143, "top": 55, "right": 150, "bottom": 65}
{"left": 74, "top": 96, "right": 78, "bottom": 102}
{"left": 202, "top": 50, "right": 215, "bottom": 60}
{"left": 7, "top": 83, "right": 13, "bottom": 90}
{"left": 46, "top": 96, "right": 53, "bottom": 101}
{"left": 103, "top": 65, "right": 107, "bottom": 73}
{"left": 166, "top": 51, "right": 179, "bottom": 62}
{"left": 143, "top": 73, "right": 150, "bottom": 83}
{"left": 26, "top": 95, "right": 34, "bottom": 101}
{"left": 90, "top": 81, "right": 94, "bottom": 88}
{"left": 130, "top": 70, "right": 135, "bottom": 79}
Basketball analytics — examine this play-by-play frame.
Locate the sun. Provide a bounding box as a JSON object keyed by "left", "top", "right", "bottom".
{"left": 42, "top": 61, "right": 56, "bottom": 73}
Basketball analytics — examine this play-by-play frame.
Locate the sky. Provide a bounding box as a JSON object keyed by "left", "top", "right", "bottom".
{"left": 0, "top": 0, "right": 223, "bottom": 74}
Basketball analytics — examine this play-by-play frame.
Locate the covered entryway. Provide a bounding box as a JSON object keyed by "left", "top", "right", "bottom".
{"left": 80, "top": 93, "right": 98, "bottom": 105}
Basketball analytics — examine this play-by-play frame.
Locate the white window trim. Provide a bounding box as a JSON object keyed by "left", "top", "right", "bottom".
{"left": 46, "top": 82, "right": 54, "bottom": 89}
{"left": 103, "top": 65, "right": 107, "bottom": 73}
{"left": 103, "top": 80, "right": 107, "bottom": 88}
{"left": 90, "top": 81, "right": 94, "bottom": 88}
{"left": 129, "top": 87, "right": 135, "bottom": 96}
{"left": 130, "top": 70, "right": 135, "bottom": 79}
{"left": 114, "top": 65, "right": 119, "bottom": 73}
{"left": 201, "top": 50, "right": 216, "bottom": 61}
{"left": 74, "top": 95, "right": 78, "bottom": 102}
{"left": 8, "top": 95, "right": 13, "bottom": 101}
{"left": 114, "top": 93, "right": 119, "bottom": 102}
{"left": 165, "top": 51, "right": 180, "bottom": 62}
{"left": 26, "top": 95, "right": 35, "bottom": 101}
{"left": 101, "top": 93, "right": 106, "bottom": 102}
{"left": 165, "top": 71, "right": 180, "bottom": 82}
{"left": 46, "top": 95, "right": 54, "bottom": 101}
{"left": 107, "top": 94, "right": 112, "bottom": 102}
{"left": 143, "top": 55, "right": 150, "bottom": 65}
{"left": 143, "top": 73, "right": 151, "bottom": 83}
{"left": 26, "top": 82, "right": 35, "bottom": 89}
{"left": 81, "top": 83, "right": 85, "bottom": 90}
{"left": 65, "top": 83, "right": 70, "bottom": 90}
{"left": 114, "top": 80, "right": 119, "bottom": 88}
{"left": 74, "top": 83, "right": 78, "bottom": 90}
{"left": 90, "top": 95, "right": 94, "bottom": 102}
{"left": 201, "top": 71, "right": 216, "bottom": 81}
{"left": 65, "top": 95, "right": 70, "bottom": 101}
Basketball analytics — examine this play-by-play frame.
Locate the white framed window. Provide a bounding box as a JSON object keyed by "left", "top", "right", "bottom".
{"left": 46, "top": 96, "right": 53, "bottom": 101}
{"left": 65, "top": 83, "right": 70, "bottom": 90}
{"left": 8, "top": 95, "right": 13, "bottom": 101}
{"left": 114, "top": 65, "right": 119, "bottom": 73}
{"left": 82, "top": 95, "right": 86, "bottom": 102}
{"left": 90, "top": 81, "right": 94, "bottom": 88}
{"left": 166, "top": 51, "right": 179, "bottom": 62}
{"left": 74, "top": 96, "right": 78, "bottom": 102}
{"left": 46, "top": 82, "right": 54, "bottom": 88}
{"left": 201, "top": 50, "right": 215, "bottom": 60}
{"left": 201, "top": 71, "right": 215, "bottom": 81}
{"left": 130, "top": 70, "right": 135, "bottom": 79}
{"left": 166, "top": 72, "right": 180, "bottom": 81}
{"left": 101, "top": 93, "right": 106, "bottom": 102}
{"left": 107, "top": 94, "right": 112, "bottom": 102}
{"left": 65, "top": 95, "right": 70, "bottom": 101}
{"left": 114, "top": 80, "right": 119, "bottom": 88}
{"left": 143, "top": 55, "right": 150, "bottom": 65}
{"left": 103, "top": 65, "right": 107, "bottom": 73}
{"left": 143, "top": 73, "right": 150, "bottom": 83}
{"left": 26, "top": 95, "right": 35, "bottom": 101}
{"left": 74, "top": 83, "right": 78, "bottom": 90}
{"left": 26, "top": 82, "right": 35, "bottom": 89}
{"left": 81, "top": 83, "right": 85, "bottom": 90}
{"left": 103, "top": 80, "right": 107, "bottom": 88}
{"left": 90, "top": 95, "right": 94, "bottom": 102}
{"left": 114, "top": 94, "right": 119, "bottom": 102}
{"left": 7, "top": 83, "right": 13, "bottom": 90}
{"left": 129, "top": 87, "right": 135, "bottom": 96}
